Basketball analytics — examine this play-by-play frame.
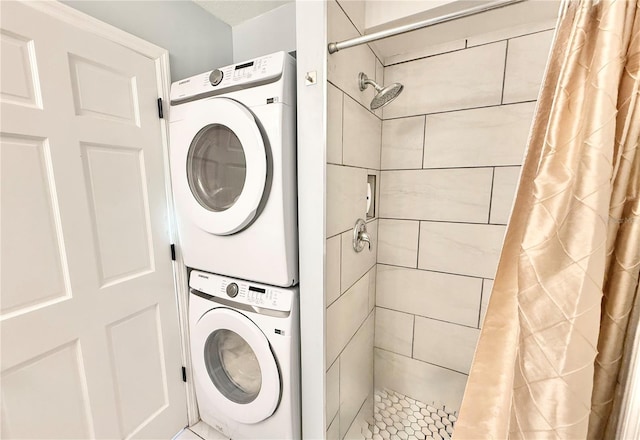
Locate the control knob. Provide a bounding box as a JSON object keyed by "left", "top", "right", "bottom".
{"left": 209, "top": 69, "right": 223, "bottom": 86}
{"left": 226, "top": 283, "right": 239, "bottom": 298}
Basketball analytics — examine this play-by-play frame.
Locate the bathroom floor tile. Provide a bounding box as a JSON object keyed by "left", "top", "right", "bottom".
{"left": 364, "top": 389, "right": 457, "bottom": 440}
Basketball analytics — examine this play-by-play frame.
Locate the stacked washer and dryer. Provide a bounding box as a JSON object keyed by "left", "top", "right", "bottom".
{"left": 169, "top": 52, "right": 300, "bottom": 440}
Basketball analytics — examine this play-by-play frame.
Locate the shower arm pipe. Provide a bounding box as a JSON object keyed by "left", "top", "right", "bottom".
{"left": 328, "top": 0, "right": 525, "bottom": 54}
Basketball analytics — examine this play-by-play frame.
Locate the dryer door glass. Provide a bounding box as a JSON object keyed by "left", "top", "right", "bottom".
{"left": 187, "top": 124, "right": 247, "bottom": 212}
{"left": 204, "top": 329, "right": 262, "bottom": 404}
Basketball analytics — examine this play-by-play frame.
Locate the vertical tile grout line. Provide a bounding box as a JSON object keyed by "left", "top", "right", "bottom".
{"left": 411, "top": 314, "right": 416, "bottom": 358}
{"left": 487, "top": 167, "right": 495, "bottom": 224}
{"left": 500, "top": 40, "right": 509, "bottom": 105}
{"left": 421, "top": 115, "right": 427, "bottom": 169}
{"left": 379, "top": 62, "right": 385, "bottom": 172}
{"left": 339, "top": 233, "right": 343, "bottom": 296}
{"left": 340, "top": 91, "right": 345, "bottom": 165}
{"left": 337, "top": 356, "right": 341, "bottom": 436}
{"left": 477, "top": 279, "right": 485, "bottom": 329}
{"left": 415, "top": 221, "right": 421, "bottom": 269}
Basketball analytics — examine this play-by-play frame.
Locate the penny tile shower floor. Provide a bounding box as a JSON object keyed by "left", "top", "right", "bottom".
{"left": 363, "top": 389, "right": 457, "bottom": 440}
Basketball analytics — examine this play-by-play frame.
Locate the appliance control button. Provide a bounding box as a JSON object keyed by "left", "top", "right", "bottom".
{"left": 226, "top": 283, "right": 239, "bottom": 298}
{"left": 209, "top": 69, "right": 224, "bottom": 86}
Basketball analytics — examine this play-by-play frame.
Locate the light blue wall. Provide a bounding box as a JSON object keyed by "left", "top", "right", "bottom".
{"left": 232, "top": 3, "right": 296, "bottom": 62}
{"left": 63, "top": 1, "right": 233, "bottom": 81}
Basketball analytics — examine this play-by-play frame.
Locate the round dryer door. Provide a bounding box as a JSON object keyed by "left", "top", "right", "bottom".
{"left": 182, "top": 98, "right": 268, "bottom": 235}
{"left": 193, "top": 308, "right": 281, "bottom": 424}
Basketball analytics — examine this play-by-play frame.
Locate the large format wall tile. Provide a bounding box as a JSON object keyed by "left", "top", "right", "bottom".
{"left": 383, "top": 42, "right": 506, "bottom": 118}
{"left": 381, "top": 39, "right": 466, "bottom": 66}
{"left": 343, "top": 95, "right": 381, "bottom": 170}
{"left": 326, "top": 235, "right": 342, "bottom": 306}
{"left": 326, "top": 270, "right": 372, "bottom": 365}
{"left": 490, "top": 166, "right": 521, "bottom": 224}
{"left": 327, "top": 164, "right": 367, "bottom": 237}
{"left": 336, "top": 0, "right": 365, "bottom": 34}
{"left": 341, "top": 221, "right": 378, "bottom": 292}
{"left": 327, "top": 417, "right": 339, "bottom": 440}
{"left": 344, "top": 396, "right": 373, "bottom": 440}
{"left": 376, "top": 265, "right": 482, "bottom": 327}
{"left": 327, "top": 0, "right": 377, "bottom": 111}
{"left": 326, "top": 358, "right": 340, "bottom": 428}
{"left": 377, "top": 219, "right": 419, "bottom": 268}
{"left": 367, "top": 266, "right": 376, "bottom": 313}
{"left": 327, "top": 83, "right": 343, "bottom": 164}
{"left": 423, "top": 103, "right": 535, "bottom": 168}
{"left": 381, "top": 116, "right": 424, "bottom": 170}
{"left": 375, "top": 307, "right": 414, "bottom": 357}
{"left": 418, "top": 222, "right": 506, "bottom": 278}
{"left": 379, "top": 169, "right": 493, "bottom": 223}
{"left": 467, "top": 19, "right": 556, "bottom": 47}
{"left": 374, "top": 59, "right": 384, "bottom": 119}
{"left": 340, "top": 313, "right": 374, "bottom": 439}
{"left": 480, "top": 279, "right": 495, "bottom": 328}
{"left": 413, "top": 317, "right": 480, "bottom": 374}
{"left": 374, "top": 348, "right": 468, "bottom": 410}
{"left": 503, "top": 30, "right": 554, "bottom": 103}
{"left": 326, "top": 9, "right": 554, "bottom": 428}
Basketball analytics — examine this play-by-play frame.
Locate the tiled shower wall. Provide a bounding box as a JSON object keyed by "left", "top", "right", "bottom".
{"left": 325, "top": 1, "right": 381, "bottom": 439}
{"left": 374, "top": 25, "right": 555, "bottom": 411}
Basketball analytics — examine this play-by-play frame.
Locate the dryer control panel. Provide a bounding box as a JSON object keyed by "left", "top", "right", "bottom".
{"left": 170, "top": 52, "right": 285, "bottom": 104}
{"left": 189, "top": 270, "right": 294, "bottom": 312}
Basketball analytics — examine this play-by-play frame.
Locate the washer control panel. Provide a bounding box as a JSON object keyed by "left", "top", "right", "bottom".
{"left": 190, "top": 270, "right": 293, "bottom": 312}
{"left": 209, "top": 69, "right": 224, "bottom": 86}
{"left": 171, "top": 52, "right": 284, "bottom": 104}
{"left": 226, "top": 282, "right": 239, "bottom": 298}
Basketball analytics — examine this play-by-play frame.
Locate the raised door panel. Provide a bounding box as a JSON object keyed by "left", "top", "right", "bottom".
{"left": 0, "top": 341, "right": 94, "bottom": 439}
{"left": 0, "top": 29, "right": 42, "bottom": 109}
{"left": 107, "top": 305, "right": 168, "bottom": 438}
{"left": 81, "top": 142, "right": 154, "bottom": 287}
{"left": 0, "top": 134, "right": 70, "bottom": 318}
{"left": 69, "top": 54, "right": 140, "bottom": 126}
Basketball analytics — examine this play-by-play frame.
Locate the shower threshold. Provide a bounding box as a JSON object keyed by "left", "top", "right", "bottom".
{"left": 364, "top": 389, "right": 457, "bottom": 440}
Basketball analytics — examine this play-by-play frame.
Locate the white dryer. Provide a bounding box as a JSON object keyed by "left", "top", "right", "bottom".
{"left": 188, "top": 270, "right": 300, "bottom": 439}
{"left": 169, "top": 52, "right": 297, "bottom": 287}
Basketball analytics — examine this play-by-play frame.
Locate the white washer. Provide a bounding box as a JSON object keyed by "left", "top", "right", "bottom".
{"left": 169, "top": 52, "right": 297, "bottom": 287}
{"left": 189, "top": 270, "right": 300, "bottom": 439}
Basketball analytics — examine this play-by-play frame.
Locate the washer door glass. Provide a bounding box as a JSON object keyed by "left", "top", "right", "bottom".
{"left": 204, "top": 329, "right": 262, "bottom": 404}
{"left": 187, "top": 124, "right": 247, "bottom": 212}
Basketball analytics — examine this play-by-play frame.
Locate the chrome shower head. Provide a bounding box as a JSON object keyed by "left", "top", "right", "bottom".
{"left": 358, "top": 72, "right": 404, "bottom": 110}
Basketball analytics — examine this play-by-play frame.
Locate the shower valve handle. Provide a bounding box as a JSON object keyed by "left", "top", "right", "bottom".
{"left": 353, "top": 219, "right": 372, "bottom": 252}
{"left": 359, "top": 231, "right": 371, "bottom": 250}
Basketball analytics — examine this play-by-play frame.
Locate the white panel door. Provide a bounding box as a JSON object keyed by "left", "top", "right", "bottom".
{"left": 0, "top": 2, "right": 187, "bottom": 438}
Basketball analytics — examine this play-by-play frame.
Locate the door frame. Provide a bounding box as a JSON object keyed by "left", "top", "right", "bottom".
{"left": 21, "top": 0, "right": 198, "bottom": 426}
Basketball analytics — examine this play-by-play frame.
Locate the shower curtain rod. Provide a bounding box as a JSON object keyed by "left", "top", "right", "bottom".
{"left": 327, "top": 0, "right": 525, "bottom": 54}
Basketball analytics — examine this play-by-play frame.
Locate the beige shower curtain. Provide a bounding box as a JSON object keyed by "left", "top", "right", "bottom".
{"left": 454, "top": 0, "right": 640, "bottom": 439}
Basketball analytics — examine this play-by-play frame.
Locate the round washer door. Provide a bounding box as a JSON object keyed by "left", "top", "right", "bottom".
{"left": 193, "top": 307, "right": 281, "bottom": 423}
{"left": 180, "top": 98, "right": 267, "bottom": 235}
